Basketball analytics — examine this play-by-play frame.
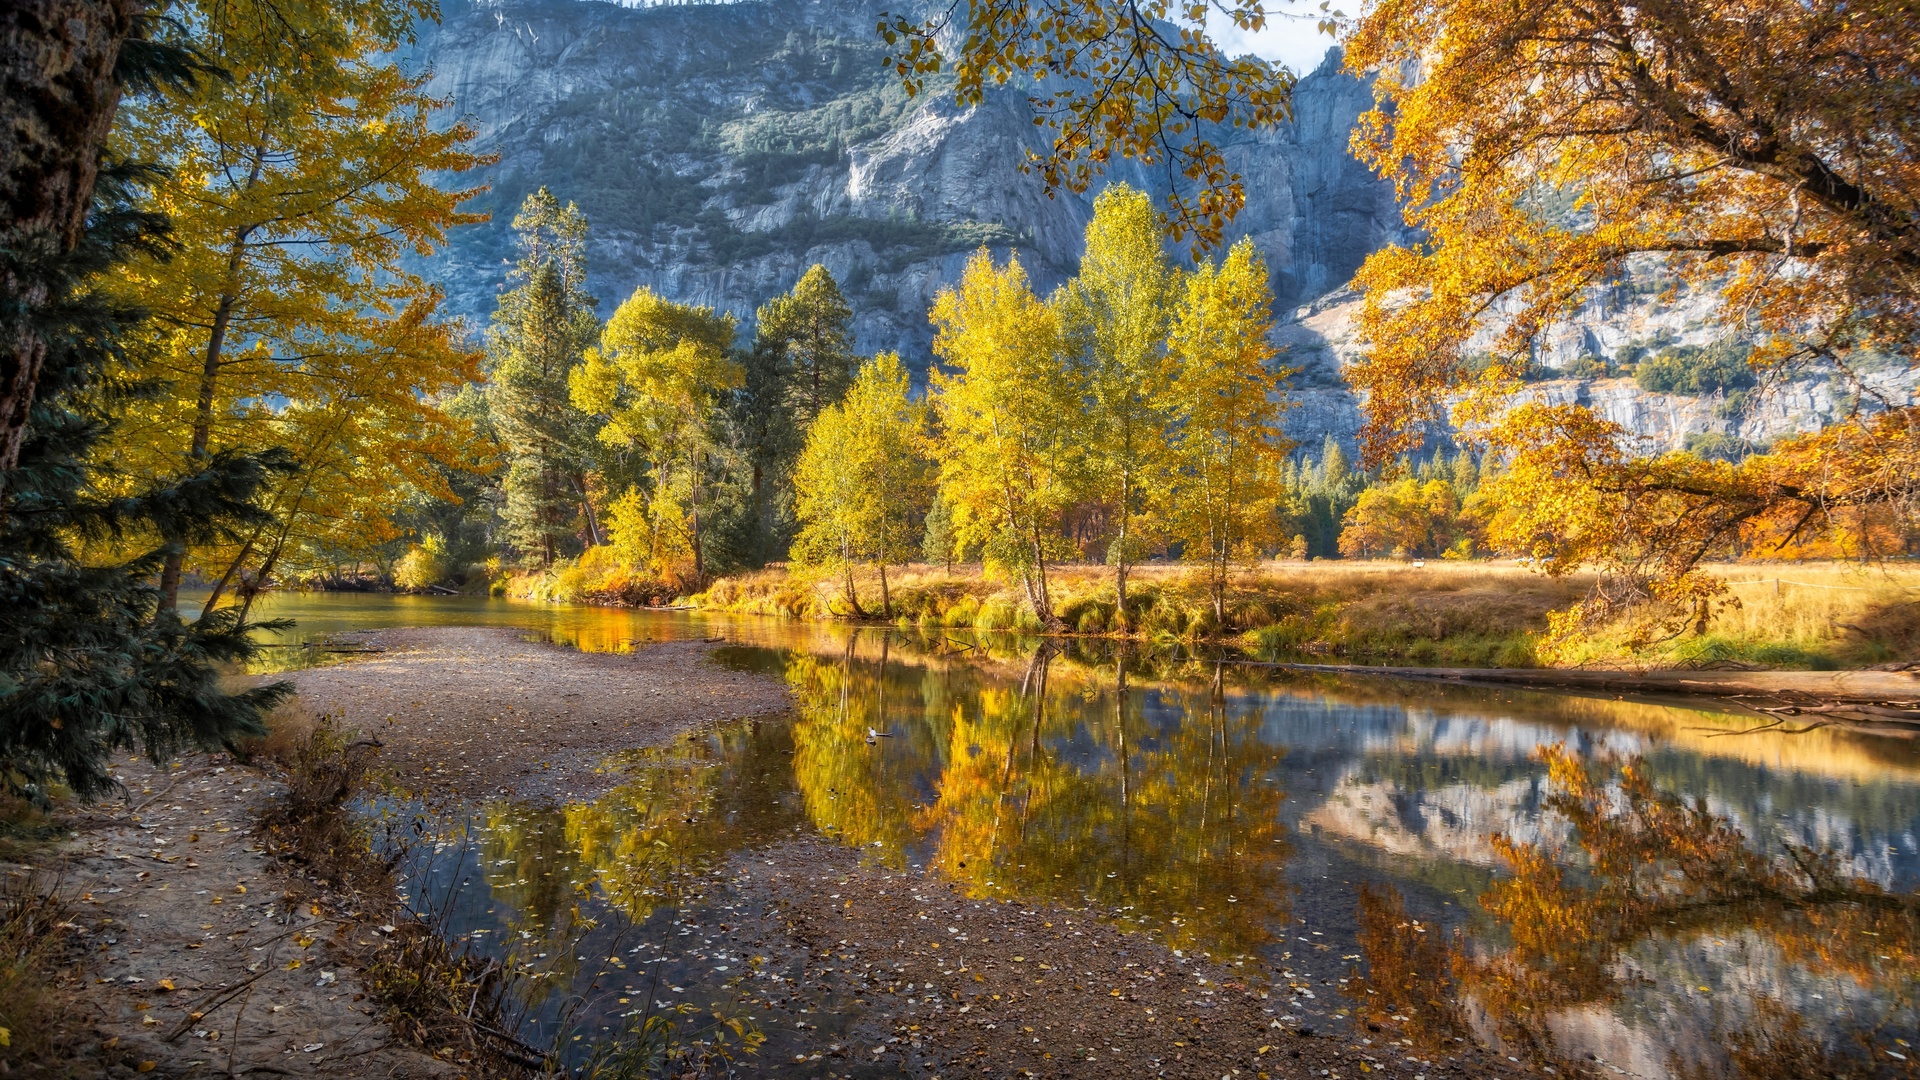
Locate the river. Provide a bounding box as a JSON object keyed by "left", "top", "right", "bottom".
{"left": 244, "top": 592, "right": 1920, "bottom": 1077}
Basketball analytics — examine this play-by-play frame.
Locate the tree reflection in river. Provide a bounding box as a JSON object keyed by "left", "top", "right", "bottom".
{"left": 1352, "top": 746, "right": 1919, "bottom": 1077}
{"left": 784, "top": 642, "right": 1293, "bottom": 958}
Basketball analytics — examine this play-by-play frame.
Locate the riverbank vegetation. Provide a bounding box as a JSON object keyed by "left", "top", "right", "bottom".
{"left": 5, "top": 0, "right": 1918, "bottom": 799}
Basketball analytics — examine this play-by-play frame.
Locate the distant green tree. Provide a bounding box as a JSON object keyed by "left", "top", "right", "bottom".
{"left": 1633, "top": 342, "right": 1756, "bottom": 396}
{"left": 760, "top": 264, "right": 857, "bottom": 425}
{"left": 736, "top": 265, "right": 860, "bottom": 560}
{"left": 922, "top": 497, "right": 957, "bottom": 572}
{"left": 487, "top": 189, "right": 601, "bottom": 567}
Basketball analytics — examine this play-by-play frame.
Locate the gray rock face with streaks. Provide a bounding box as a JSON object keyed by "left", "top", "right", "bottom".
{"left": 408, "top": 0, "right": 1403, "bottom": 355}
{"left": 410, "top": 0, "right": 1911, "bottom": 453}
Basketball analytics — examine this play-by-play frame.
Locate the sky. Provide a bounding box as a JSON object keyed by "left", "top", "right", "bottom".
{"left": 1205, "top": 11, "right": 1347, "bottom": 76}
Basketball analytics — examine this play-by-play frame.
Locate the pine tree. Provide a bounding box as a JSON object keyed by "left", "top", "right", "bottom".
{"left": 737, "top": 265, "right": 859, "bottom": 559}
{"left": 759, "top": 265, "right": 857, "bottom": 426}
{"left": 488, "top": 190, "right": 600, "bottom": 567}
{"left": 2, "top": 148, "right": 291, "bottom": 801}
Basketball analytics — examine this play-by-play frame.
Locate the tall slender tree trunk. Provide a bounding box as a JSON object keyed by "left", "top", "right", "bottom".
{"left": 160, "top": 273, "right": 242, "bottom": 611}
{"left": 1029, "top": 521, "right": 1055, "bottom": 628}
{"left": 687, "top": 446, "right": 705, "bottom": 585}
{"left": 0, "top": 0, "right": 142, "bottom": 484}
{"left": 1114, "top": 469, "right": 1131, "bottom": 634}
{"left": 878, "top": 561, "right": 891, "bottom": 620}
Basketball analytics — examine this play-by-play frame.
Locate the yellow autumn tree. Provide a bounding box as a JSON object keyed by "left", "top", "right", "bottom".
{"left": 792, "top": 352, "right": 934, "bottom": 618}
{"left": 105, "top": 0, "right": 488, "bottom": 611}
{"left": 1057, "top": 184, "right": 1181, "bottom": 631}
{"left": 928, "top": 250, "right": 1082, "bottom": 628}
{"left": 1341, "top": 0, "right": 1920, "bottom": 641}
{"left": 1164, "top": 237, "right": 1290, "bottom": 625}
{"left": 570, "top": 287, "right": 739, "bottom": 586}
{"left": 1337, "top": 477, "right": 1465, "bottom": 560}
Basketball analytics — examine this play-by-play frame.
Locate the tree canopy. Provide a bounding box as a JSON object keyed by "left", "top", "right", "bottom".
{"left": 879, "top": 0, "right": 1301, "bottom": 249}
{"left": 1339, "top": 0, "right": 1920, "bottom": 636}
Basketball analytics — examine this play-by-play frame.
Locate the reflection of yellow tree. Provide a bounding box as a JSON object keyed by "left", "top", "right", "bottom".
{"left": 789, "top": 643, "right": 1296, "bottom": 959}
{"left": 786, "top": 635, "right": 934, "bottom": 860}
{"left": 1352, "top": 748, "right": 1920, "bottom": 1073}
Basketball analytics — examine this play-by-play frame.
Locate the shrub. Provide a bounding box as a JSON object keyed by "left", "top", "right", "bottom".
{"left": 394, "top": 534, "right": 454, "bottom": 590}
{"left": 1634, "top": 342, "right": 1755, "bottom": 395}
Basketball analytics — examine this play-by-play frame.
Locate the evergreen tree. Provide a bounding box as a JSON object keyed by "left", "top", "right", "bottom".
{"left": 1, "top": 157, "right": 292, "bottom": 801}
{"left": 759, "top": 265, "right": 857, "bottom": 425}
{"left": 1450, "top": 449, "right": 1480, "bottom": 495}
{"left": 488, "top": 189, "right": 600, "bottom": 567}
{"left": 736, "top": 265, "right": 859, "bottom": 559}
{"left": 922, "top": 497, "right": 957, "bottom": 572}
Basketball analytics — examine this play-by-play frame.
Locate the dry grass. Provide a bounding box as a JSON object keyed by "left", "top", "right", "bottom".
{"left": 1554, "top": 562, "right": 1920, "bottom": 668}
{"left": 695, "top": 559, "right": 1920, "bottom": 669}
{"left": 0, "top": 869, "right": 74, "bottom": 1073}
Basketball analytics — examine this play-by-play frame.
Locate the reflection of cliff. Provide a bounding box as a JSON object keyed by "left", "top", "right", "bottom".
{"left": 1305, "top": 775, "right": 1559, "bottom": 867}
{"left": 1352, "top": 752, "right": 1920, "bottom": 1080}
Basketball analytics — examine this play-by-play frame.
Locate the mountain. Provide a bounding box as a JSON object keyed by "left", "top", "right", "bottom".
{"left": 408, "top": 1, "right": 1397, "bottom": 344}
{"left": 409, "top": 0, "right": 1914, "bottom": 454}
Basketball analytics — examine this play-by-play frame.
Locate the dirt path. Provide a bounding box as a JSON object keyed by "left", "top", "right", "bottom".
{"left": 287, "top": 627, "right": 793, "bottom": 801}
{"left": 44, "top": 754, "right": 455, "bottom": 1079}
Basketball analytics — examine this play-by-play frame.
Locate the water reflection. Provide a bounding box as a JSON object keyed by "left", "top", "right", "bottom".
{"left": 280, "top": 594, "right": 1920, "bottom": 1076}
{"left": 785, "top": 639, "right": 1293, "bottom": 957}
{"left": 1351, "top": 749, "right": 1920, "bottom": 1077}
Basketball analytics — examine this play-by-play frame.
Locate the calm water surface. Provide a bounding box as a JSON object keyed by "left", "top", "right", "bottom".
{"left": 249, "top": 593, "right": 1920, "bottom": 1077}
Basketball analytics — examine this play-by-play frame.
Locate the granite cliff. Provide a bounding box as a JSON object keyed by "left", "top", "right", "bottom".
{"left": 410, "top": 0, "right": 1913, "bottom": 453}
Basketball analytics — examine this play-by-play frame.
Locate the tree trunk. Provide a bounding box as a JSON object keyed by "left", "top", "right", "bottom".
{"left": 1114, "top": 470, "right": 1131, "bottom": 634}
{"left": 161, "top": 276, "right": 241, "bottom": 610}
{"left": 1029, "top": 521, "right": 1057, "bottom": 628}
{"left": 572, "top": 471, "right": 602, "bottom": 547}
{"left": 687, "top": 447, "right": 705, "bottom": 585}
{"left": 0, "top": 0, "right": 142, "bottom": 482}
{"left": 879, "top": 561, "right": 890, "bottom": 620}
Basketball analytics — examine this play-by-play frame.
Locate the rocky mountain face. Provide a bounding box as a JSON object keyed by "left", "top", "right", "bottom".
{"left": 410, "top": 0, "right": 1911, "bottom": 454}
{"left": 408, "top": 3, "right": 1396, "bottom": 365}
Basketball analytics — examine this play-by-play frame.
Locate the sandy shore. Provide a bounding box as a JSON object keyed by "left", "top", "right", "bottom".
{"left": 287, "top": 626, "right": 793, "bottom": 801}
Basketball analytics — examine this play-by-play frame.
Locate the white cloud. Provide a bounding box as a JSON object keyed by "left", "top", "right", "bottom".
{"left": 1207, "top": 15, "right": 1345, "bottom": 76}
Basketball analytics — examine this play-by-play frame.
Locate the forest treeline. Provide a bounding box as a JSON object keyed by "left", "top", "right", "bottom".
{"left": 5, "top": 0, "right": 1916, "bottom": 798}
{"left": 374, "top": 182, "right": 1511, "bottom": 632}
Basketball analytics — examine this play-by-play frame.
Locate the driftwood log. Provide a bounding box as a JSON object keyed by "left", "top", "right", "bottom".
{"left": 1245, "top": 662, "right": 1920, "bottom": 735}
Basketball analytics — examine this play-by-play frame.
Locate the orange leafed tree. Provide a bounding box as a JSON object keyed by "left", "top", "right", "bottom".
{"left": 1340, "top": 0, "right": 1920, "bottom": 638}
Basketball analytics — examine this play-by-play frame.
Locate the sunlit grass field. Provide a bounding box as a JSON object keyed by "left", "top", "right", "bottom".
{"left": 679, "top": 558, "right": 1920, "bottom": 669}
